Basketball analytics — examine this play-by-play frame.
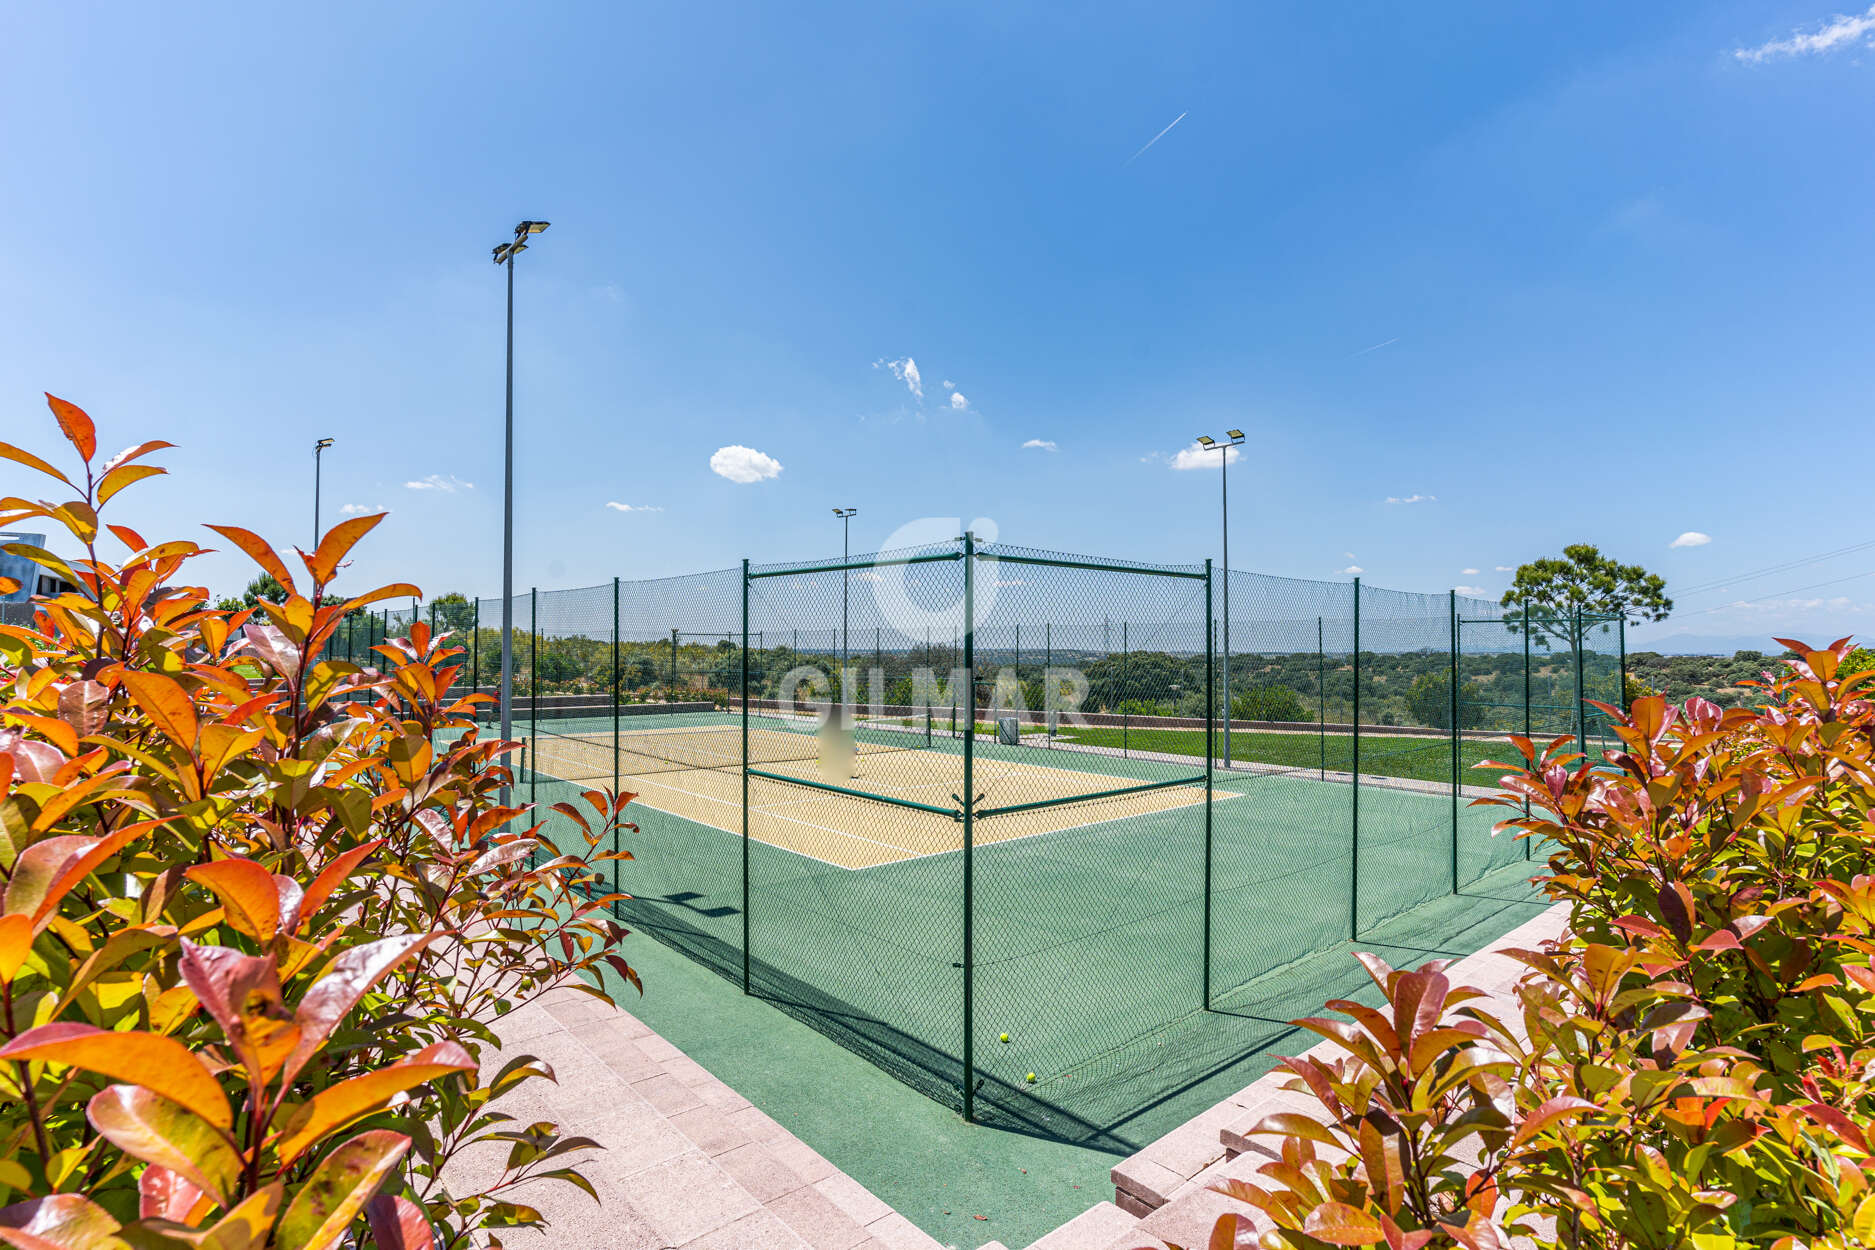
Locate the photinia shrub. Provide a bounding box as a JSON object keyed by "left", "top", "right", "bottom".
{"left": 0, "top": 395, "right": 638, "bottom": 1249}
{"left": 1167, "top": 642, "right": 1875, "bottom": 1249}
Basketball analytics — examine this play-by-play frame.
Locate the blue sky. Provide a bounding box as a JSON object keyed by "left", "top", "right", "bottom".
{"left": 3, "top": 1, "right": 1872, "bottom": 649}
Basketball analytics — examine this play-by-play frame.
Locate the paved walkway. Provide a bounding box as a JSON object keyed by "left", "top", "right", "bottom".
{"left": 452, "top": 986, "right": 950, "bottom": 1250}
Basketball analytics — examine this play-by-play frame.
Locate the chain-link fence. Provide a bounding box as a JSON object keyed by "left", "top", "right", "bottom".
{"left": 340, "top": 546, "right": 1628, "bottom": 1144}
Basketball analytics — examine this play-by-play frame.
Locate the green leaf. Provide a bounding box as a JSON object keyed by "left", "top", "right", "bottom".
{"left": 87, "top": 1085, "right": 240, "bottom": 1209}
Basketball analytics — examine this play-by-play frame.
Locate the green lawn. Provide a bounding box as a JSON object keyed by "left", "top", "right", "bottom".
{"left": 986, "top": 722, "right": 1523, "bottom": 786}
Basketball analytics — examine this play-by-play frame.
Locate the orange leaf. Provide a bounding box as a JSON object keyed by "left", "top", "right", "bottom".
{"left": 186, "top": 858, "right": 282, "bottom": 944}
{"left": 203, "top": 525, "right": 298, "bottom": 597}
{"left": 270, "top": 1041, "right": 472, "bottom": 1166}
{"left": 297, "top": 840, "right": 384, "bottom": 934}
{"left": 0, "top": 915, "right": 31, "bottom": 984}
{"left": 44, "top": 394, "right": 97, "bottom": 462}
{"left": 106, "top": 523, "right": 149, "bottom": 551}
{"left": 89, "top": 1085, "right": 241, "bottom": 1208}
{"left": 0, "top": 1194, "right": 122, "bottom": 1250}
{"left": 0, "top": 441, "right": 77, "bottom": 491}
{"left": 120, "top": 670, "right": 199, "bottom": 754}
{"left": 303, "top": 514, "right": 384, "bottom": 587}
{"left": 97, "top": 463, "right": 165, "bottom": 505}
{"left": 0, "top": 1022, "right": 233, "bottom": 1130}
{"left": 101, "top": 440, "right": 175, "bottom": 474}
{"left": 275, "top": 1130, "right": 411, "bottom": 1250}
{"left": 1303, "top": 1201, "right": 1387, "bottom": 1246}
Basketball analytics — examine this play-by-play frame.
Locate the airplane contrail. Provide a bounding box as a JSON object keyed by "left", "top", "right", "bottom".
{"left": 1348, "top": 336, "right": 1400, "bottom": 358}
{"left": 1124, "top": 111, "right": 1188, "bottom": 167}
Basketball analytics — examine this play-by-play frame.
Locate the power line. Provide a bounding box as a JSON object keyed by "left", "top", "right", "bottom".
{"left": 1673, "top": 538, "right": 1875, "bottom": 599}
{"left": 1673, "top": 567, "right": 1875, "bottom": 618}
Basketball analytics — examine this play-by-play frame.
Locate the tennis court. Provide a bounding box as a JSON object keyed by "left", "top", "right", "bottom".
{"left": 526, "top": 712, "right": 1221, "bottom": 870}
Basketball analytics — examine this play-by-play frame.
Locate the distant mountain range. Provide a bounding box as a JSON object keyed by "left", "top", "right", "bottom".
{"left": 1625, "top": 631, "right": 1842, "bottom": 656}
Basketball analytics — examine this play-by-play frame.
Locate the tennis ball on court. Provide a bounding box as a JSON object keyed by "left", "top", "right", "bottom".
{"left": 999, "top": 1033, "right": 1010, "bottom": 1044}
{"left": 1025, "top": 1072, "right": 1037, "bottom": 1084}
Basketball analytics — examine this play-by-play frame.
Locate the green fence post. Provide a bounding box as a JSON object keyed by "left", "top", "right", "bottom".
{"left": 530, "top": 588, "right": 538, "bottom": 813}
{"left": 1044, "top": 622, "right": 1052, "bottom": 745}
{"left": 1573, "top": 606, "right": 1585, "bottom": 754}
{"left": 1618, "top": 613, "right": 1628, "bottom": 724}
{"left": 1318, "top": 616, "right": 1326, "bottom": 781}
{"left": 1449, "top": 589, "right": 1459, "bottom": 895}
{"left": 1523, "top": 599, "right": 1533, "bottom": 860}
{"left": 1350, "top": 577, "right": 1361, "bottom": 941}
{"left": 612, "top": 577, "right": 621, "bottom": 899}
{"left": 1203, "top": 559, "right": 1214, "bottom": 1011}
{"left": 472, "top": 599, "right": 480, "bottom": 710}
{"left": 742, "top": 559, "right": 751, "bottom": 995}
{"left": 961, "top": 532, "right": 977, "bottom": 1121}
{"left": 670, "top": 628, "right": 679, "bottom": 698}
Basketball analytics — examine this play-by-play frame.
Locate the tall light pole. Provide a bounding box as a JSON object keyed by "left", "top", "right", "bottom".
{"left": 833, "top": 508, "right": 857, "bottom": 700}
{"left": 493, "top": 220, "right": 550, "bottom": 803}
{"left": 313, "top": 438, "right": 334, "bottom": 547}
{"left": 1196, "top": 430, "right": 1245, "bottom": 768}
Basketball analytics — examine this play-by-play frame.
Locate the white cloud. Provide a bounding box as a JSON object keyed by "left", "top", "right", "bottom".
{"left": 1455, "top": 585, "right": 1487, "bottom": 597}
{"left": 1170, "top": 442, "right": 1240, "bottom": 470}
{"left": 1344, "top": 552, "right": 1356, "bottom": 560}
{"left": 605, "top": 502, "right": 664, "bottom": 513}
{"left": 1383, "top": 493, "right": 1437, "bottom": 505}
{"left": 1461, "top": 567, "right": 1480, "bottom": 576}
{"left": 1339, "top": 565, "right": 1364, "bottom": 576}
{"left": 405, "top": 474, "right": 472, "bottom": 492}
{"left": 950, "top": 392, "right": 969, "bottom": 411}
{"left": 1022, "top": 439, "right": 1057, "bottom": 452}
{"left": 875, "top": 356, "right": 923, "bottom": 400}
{"left": 942, "top": 379, "right": 956, "bottom": 391}
{"left": 339, "top": 503, "right": 387, "bottom": 516}
{"left": 1494, "top": 565, "right": 1516, "bottom": 572}
{"left": 1734, "top": 4, "right": 1875, "bottom": 61}
{"left": 1670, "top": 531, "right": 1712, "bottom": 548}
{"left": 710, "top": 445, "right": 783, "bottom": 484}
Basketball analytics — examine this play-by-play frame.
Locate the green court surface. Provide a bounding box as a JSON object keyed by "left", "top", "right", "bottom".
{"left": 585, "top": 848, "right": 1548, "bottom": 1248}
{"left": 523, "top": 708, "right": 1541, "bottom": 1147}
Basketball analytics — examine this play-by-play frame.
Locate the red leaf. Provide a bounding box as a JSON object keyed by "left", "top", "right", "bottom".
{"left": 0, "top": 1194, "right": 121, "bottom": 1250}
{"left": 364, "top": 1196, "right": 433, "bottom": 1250}
{"left": 1801, "top": 1102, "right": 1871, "bottom": 1154}
{"left": 43, "top": 394, "right": 96, "bottom": 463}
{"left": 283, "top": 934, "right": 438, "bottom": 1086}
{"left": 137, "top": 1166, "right": 205, "bottom": 1222}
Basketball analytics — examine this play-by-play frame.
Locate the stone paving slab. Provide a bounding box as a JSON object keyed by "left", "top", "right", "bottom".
{"left": 451, "top": 985, "right": 948, "bottom": 1250}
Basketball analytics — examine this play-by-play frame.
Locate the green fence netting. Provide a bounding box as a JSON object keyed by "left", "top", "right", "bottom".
{"left": 376, "top": 545, "right": 1629, "bottom": 1149}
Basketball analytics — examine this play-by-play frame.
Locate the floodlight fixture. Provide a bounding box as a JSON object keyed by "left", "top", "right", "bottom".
{"left": 1195, "top": 435, "right": 1215, "bottom": 446}
{"left": 1226, "top": 429, "right": 1245, "bottom": 441}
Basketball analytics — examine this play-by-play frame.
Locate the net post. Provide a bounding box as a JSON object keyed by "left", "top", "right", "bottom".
{"left": 741, "top": 559, "right": 751, "bottom": 996}
{"left": 1449, "top": 588, "right": 1459, "bottom": 896}
{"left": 1203, "top": 559, "right": 1214, "bottom": 1011}
{"left": 530, "top": 588, "right": 538, "bottom": 815}
{"left": 612, "top": 576, "right": 621, "bottom": 903}
{"left": 1350, "top": 577, "right": 1361, "bottom": 941}
{"left": 961, "top": 532, "right": 977, "bottom": 1122}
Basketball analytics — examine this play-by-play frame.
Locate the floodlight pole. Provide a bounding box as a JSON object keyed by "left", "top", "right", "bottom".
{"left": 492, "top": 220, "right": 550, "bottom": 808}
{"left": 313, "top": 438, "right": 333, "bottom": 548}
{"left": 1199, "top": 433, "right": 1245, "bottom": 769}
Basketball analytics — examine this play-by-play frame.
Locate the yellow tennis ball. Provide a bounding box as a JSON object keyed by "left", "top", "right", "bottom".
{"left": 1025, "top": 1072, "right": 1037, "bottom": 1083}
{"left": 999, "top": 1033, "right": 1010, "bottom": 1043}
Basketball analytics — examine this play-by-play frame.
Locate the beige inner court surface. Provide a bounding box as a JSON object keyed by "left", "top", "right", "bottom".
{"left": 526, "top": 723, "right": 1216, "bottom": 870}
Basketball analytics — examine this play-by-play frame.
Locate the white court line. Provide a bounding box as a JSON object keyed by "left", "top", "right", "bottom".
{"left": 528, "top": 747, "right": 931, "bottom": 871}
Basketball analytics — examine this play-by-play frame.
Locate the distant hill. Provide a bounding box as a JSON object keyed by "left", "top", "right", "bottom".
{"left": 1624, "top": 632, "right": 1834, "bottom": 656}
